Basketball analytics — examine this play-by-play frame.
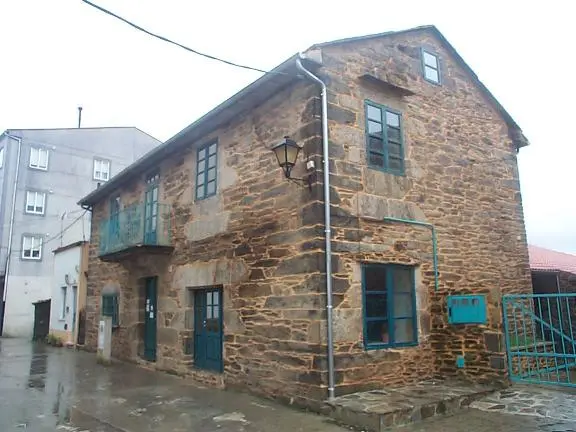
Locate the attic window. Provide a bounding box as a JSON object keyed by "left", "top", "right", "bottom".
{"left": 422, "top": 49, "right": 441, "bottom": 85}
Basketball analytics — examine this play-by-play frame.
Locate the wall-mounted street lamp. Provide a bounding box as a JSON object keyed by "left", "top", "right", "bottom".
{"left": 271, "top": 136, "right": 313, "bottom": 189}
{"left": 271, "top": 136, "right": 302, "bottom": 178}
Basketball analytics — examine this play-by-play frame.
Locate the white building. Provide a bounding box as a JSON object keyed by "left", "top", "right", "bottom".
{"left": 0, "top": 127, "right": 160, "bottom": 338}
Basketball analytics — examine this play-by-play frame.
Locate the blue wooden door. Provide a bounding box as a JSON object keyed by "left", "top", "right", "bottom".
{"left": 194, "top": 288, "right": 223, "bottom": 372}
{"left": 144, "top": 173, "right": 159, "bottom": 245}
{"left": 144, "top": 277, "right": 157, "bottom": 362}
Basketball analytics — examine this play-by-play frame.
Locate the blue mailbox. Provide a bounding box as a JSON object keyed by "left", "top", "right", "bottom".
{"left": 447, "top": 295, "right": 487, "bottom": 325}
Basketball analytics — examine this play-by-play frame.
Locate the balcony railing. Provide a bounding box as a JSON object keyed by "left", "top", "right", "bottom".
{"left": 98, "top": 203, "right": 172, "bottom": 257}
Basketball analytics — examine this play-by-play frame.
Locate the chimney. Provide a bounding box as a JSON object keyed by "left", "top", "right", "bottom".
{"left": 77, "top": 106, "right": 83, "bottom": 128}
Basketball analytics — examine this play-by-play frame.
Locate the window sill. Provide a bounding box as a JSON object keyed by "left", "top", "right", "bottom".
{"left": 364, "top": 341, "right": 418, "bottom": 351}
{"left": 367, "top": 166, "right": 405, "bottom": 177}
{"left": 423, "top": 77, "right": 442, "bottom": 86}
{"left": 29, "top": 166, "right": 48, "bottom": 171}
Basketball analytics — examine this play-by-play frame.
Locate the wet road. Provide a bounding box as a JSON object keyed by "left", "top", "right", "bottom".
{"left": 2, "top": 337, "right": 576, "bottom": 431}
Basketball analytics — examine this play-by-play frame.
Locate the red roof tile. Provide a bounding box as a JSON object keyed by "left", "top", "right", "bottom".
{"left": 528, "top": 245, "right": 576, "bottom": 274}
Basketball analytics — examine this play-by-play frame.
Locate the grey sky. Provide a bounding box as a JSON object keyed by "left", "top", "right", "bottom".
{"left": 1, "top": 0, "right": 574, "bottom": 253}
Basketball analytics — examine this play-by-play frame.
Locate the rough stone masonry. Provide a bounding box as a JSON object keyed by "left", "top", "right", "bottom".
{"left": 83, "top": 26, "right": 532, "bottom": 408}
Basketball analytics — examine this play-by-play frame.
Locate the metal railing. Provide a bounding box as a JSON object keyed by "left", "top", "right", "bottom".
{"left": 503, "top": 293, "right": 576, "bottom": 387}
{"left": 98, "top": 203, "right": 172, "bottom": 256}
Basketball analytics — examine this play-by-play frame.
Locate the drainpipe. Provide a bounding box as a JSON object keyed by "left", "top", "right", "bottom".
{"left": 383, "top": 217, "right": 439, "bottom": 292}
{"left": 296, "top": 54, "right": 335, "bottom": 401}
{"left": 2, "top": 133, "right": 23, "bottom": 314}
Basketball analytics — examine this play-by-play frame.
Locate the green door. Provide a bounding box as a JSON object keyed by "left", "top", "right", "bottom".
{"left": 144, "top": 277, "right": 157, "bottom": 362}
{"left": 109, "top": 195, "right": 121, "bottom": 247}
{"left": 194, "top": 288, "right": 223, "bottom": 372}
{"left": 144, "top": 173, "right": 159, "bottom": 244}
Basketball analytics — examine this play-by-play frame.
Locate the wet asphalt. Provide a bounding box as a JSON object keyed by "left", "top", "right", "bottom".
{"left": 2, "top": 337, "right": 576, "bottom": 432}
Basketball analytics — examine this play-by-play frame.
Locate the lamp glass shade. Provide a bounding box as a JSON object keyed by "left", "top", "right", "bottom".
{"left": 272, "top": 138, "right": 301, "bottom": 177}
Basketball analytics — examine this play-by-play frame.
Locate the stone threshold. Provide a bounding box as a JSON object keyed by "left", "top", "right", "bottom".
{"left": 323, "top": 380, "right": 496, "bottom": 431}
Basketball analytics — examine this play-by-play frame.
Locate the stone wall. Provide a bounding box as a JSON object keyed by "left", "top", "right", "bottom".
{"left": 311, "top": 28, "right": 531, "bottom": 393}
{"left": 84, "top": 78, "right": 336, "bottom": 407}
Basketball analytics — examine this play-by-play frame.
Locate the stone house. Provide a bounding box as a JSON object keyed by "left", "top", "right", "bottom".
{"left": 78, "top": 25, "right": 532, "bottom": 407}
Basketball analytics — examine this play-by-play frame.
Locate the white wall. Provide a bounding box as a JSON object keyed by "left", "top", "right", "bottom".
{"left": 3, "top": 275, "right": 52, "bottom": 337}
{"left": 49, "top": 246, "right": 81, "bottom": 340}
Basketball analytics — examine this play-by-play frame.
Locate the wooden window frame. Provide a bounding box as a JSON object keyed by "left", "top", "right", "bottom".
{"left": 365, "top": 101, "right": 405, "bottom": 175}
{"left": 362, "top": 263, "right": 418, "bottom": 350}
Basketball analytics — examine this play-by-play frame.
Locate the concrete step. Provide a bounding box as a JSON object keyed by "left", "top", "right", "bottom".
{"left": 323, "top": 380, "right": 496, "bottom": 431}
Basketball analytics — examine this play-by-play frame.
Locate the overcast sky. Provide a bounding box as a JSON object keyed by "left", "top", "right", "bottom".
{"left": 1, "top": 1, "right": 574, "bottom": 254}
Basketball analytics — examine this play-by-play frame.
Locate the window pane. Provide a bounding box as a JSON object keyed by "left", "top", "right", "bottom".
{"left": 364, "top": 266, "right": 387, "bottom": 292}
{"left": 423, "top": 51, "right": 438, "bottom": 68}
{"left": 366, "top": 320, "right": 390, "bottom": 345}
{"left": 39, "top": 149, "right": 48, "bottom": 167}
{"left": 393, "top": 292, "right": 413, "bottom": 318}
{"left": 196, "top": 186, "right": 205, "bottom": 199}
{"left": 389, "top": 142, "right": 402, "bottom": 157}
{"left": 368, "top": 120, "right": 382, "bottom": 136}
{"left": 385, "top": 112, "right": 400, "bottom": 127}
{"left": 212, "top": 292, "right": 219, "bottom": 306}
{"left": 369, "top": 152, "right": 384, "bottom": 167}
{"left": 425, "top": 66, "right": 439, "bottom": 83}
{"left": 30, "top": 148, "right": 38, "bottom": 166}
{"left": 207, "top": 168, "right": 216, "bottom": 181}
{"left": 208, "top": 155, "right": 216, "bottom": 169}
{"left": 209, "top": 143, "right": 217, "bottom": 155}
{"left": 206, "top": 291, "right": 213, "bottom": 305}
{"left": 198, "top": 148, "right": 206, "bottom": 161}
{"left": 366, "top": 293, "right": 387, "bottom": 318}
{"left": 368, "top": 136, "right": 384, "bottom": 152}
{"left": 394, "top": 319, "right": 415, "bottom": 344}
{"left": 213, "top": 305, "right": 219, "bottom": 319}
{"left": 32, "top": 249, "right": 40, "bottom": 258}
{"left": 207, "top": 306, "right": 213, "bottom": 319}
{"left": 206, "top": 181, "right": 216, "bottom": 195}
{"left": 387, "top": 127, "right": 401, "bottom": 143}
{"left": 197, "top": 173, "right": 205, "bottom": 186}
{"left": 367, "top": 105, "right": 381, "bottom": 121}
{"left": 26, "top": 205, "right": 34, "bottom": 212}
{"left": 393, "top": 267, "right": 412, "bottom": 293}
{"left": 389, "top": 157, "right": 403, "bottom": 171}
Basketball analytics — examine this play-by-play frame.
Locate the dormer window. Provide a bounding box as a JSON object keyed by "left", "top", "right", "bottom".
{"left": 422, "top": 49, "right": 441, "bottom": 85}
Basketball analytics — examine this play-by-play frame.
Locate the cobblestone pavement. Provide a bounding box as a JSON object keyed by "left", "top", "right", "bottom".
{"left": 399, "top": 409, "right": 576, "bottom": 432}
{"left": 3, "top": 337, "right": 576, "bottom": 431}
{"left": 470, "top": 386, "right": 576, "bottom": 422}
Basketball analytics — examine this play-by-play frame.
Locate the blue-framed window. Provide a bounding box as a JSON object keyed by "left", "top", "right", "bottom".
{"left": 196, "top": 141, "right": 218, "bottom": 200}
{"left": 362, "top": 264, "right": 418, "bottom": 349}
{"left": 422, "top": 49, "right": 441, "bottom": 85}
{"left": 102, "top": 294, "right": 119, "bottom": 327}
{"left": 365, "top": 101, "right": 404, "bottom": 175}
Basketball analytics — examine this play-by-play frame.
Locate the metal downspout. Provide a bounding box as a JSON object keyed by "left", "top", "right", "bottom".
{"left": 383, "top": 217, "right": 439, "bottom": 292}
{"left": 2, "top": 133, "right": 23, "bottom": 318}
{"left": 296, "top": 55, "right": 335, "bottom": 400}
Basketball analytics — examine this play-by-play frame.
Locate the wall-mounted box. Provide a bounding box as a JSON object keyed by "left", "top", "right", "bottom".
{"left": 447, "top": 295, "right": 487, "bottom": 325}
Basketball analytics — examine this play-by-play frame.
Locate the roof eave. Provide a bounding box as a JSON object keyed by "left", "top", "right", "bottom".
{"left": 78, "top": 54, "right": 318, "bottom": 207}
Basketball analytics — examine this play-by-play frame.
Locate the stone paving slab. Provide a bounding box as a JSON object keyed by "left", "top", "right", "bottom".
{"left": 470, "top": 384, "right": 576, "bottom": 422}
{"left": 324, "top": 380, "right": 495, "bottom": 431}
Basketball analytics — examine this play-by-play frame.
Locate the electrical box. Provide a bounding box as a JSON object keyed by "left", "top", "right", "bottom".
{"left": 447, "top": 295, "right": 487, "bottom": 325}
{"left": 97, "top": 316, "right": 112, "bottom": 365}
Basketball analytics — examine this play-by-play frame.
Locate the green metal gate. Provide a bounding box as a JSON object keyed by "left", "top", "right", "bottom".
{"left": 503, "top": 293, "right": 576, "bottom": 387}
